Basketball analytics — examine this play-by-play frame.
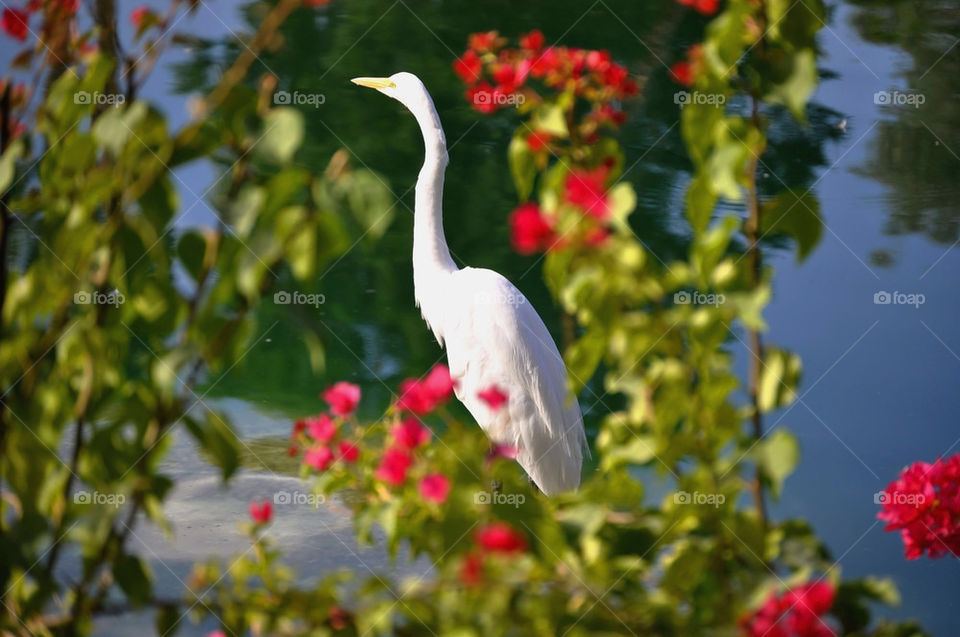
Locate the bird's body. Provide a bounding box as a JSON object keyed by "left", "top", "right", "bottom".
{"left": 352, "top": 73, "right": 587, "bottom": 494}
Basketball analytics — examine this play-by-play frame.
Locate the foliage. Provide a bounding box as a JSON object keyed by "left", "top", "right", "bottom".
{"left": 0, "top": 1, "right": 941, "bottom": 637}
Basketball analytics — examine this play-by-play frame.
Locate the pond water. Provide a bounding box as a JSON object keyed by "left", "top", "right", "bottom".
{"left": 62, "top": 0, "right": 959, "bottom": 634}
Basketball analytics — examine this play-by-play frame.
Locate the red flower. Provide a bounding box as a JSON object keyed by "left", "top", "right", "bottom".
{"left": 397, "top": 365, "right": 455, "bottom": 415}
{"left": 287, "top": 444, "right": 299, "bottom": 457}
{"left": 292, "top": 419, "right": 308, "bottom": 437}
{"left": 392, "top": 418, "right": 431, "bottom": 449}
{"left": 305, "top": 445, "right": 335, "bottom": 471}
{"left": 130, "top": 6, "right": 149, "bottom": 29}
{"left": 526, "top": 130, "right": 552, "bottom": 151}
{"left": 476, "top": 522, "right": 527, "bottom": 554}
{"left": 509, "top": 203, "right": 555, "bottom": 255}
{"left": 459, "top": 552, "right": 483, "bottom": 586}
{"left": 487, "top": 443, "right": 518, "bottom": 461}
{"left": 519, "top": 29, "right": 544, "bottom": 52}
{"left": 306, "top": 413, "right": 337, "bottom": 442}
{"left": 670, "top": 61, "right": 693, "bottom": 86}
{"left": 564, "top": 167, "right": 610, "bottom": 219}
{"left": 477, "top": 385, "right": 508, "bottom": 411}
{"left": 877, "top": 454, "right": 960, "bottom": 559}
{"left": 740, "top": 582, "right": 836, "bottom": 637}
{"left": 422, "top": 364, "right": 456, "bottom": 403}
{"left": 248, "top": 500, "right": 272, "bottom": 524}
{"left": 375, "top": 447, "right": 413, "bottom": 486}
{"left": 323, "top": 381, "right": 361, "bottom": 416}
{"left": 327, "top": 605, "right": 352, "bottom": 630}
{"left": 590, "top": 103, "right": 627, "bottom": 127}
{"left": 1, "top": 9, "right": 29, "bottom": 41}
{"left": 465, "top": 81, "right": 498, "bottom": 114}
{"left": 585, "top": 227, "right": 611, "bottom": 247}
{"left": 419, "top": 473, "right": 451, "bottom": 504}
{"left": 337, "top": 441, "right": 359, "bottom": 463}
{"left": 453, "top": 49, "right": 482, "bottom": 85}
{"left": 678, "top": 0, "right": 720, "bottom": 15}
{"left": 468, "top": 30, "right": 499, "bottom": 53}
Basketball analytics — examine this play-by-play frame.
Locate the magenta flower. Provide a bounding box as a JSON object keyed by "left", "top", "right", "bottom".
{"left": 322, "top": 381, "right": 361, "bottom": 416}
{"left": 419, "top": 473, "right": 451, "bottom": 504}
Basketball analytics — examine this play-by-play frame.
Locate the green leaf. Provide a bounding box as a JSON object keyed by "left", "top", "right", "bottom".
{"left": 755, "top": 429, "right": 799, "bottom": 496}
{"left": 258, "top": 107, "right": 304, "bottom": 163}
{"left": 760, "top": 189, "right": 822, "bottom": 262}
{"left": 184, "top": 412, "right": 241, "bottom": 481}
{"left": 508, "top": 134, "right": 537, "bottom": 200}
{"left": 343, "top": 170, "right": 394, "bottom": 241}
{"left": 0, "top": 139, "right": 24, "bottom": 196}
{"left": 114, "top": 554, "right": 153, "bottom": 606}
{"left": 177, "top": 231, "right": 207, "bottom": 282}
{"left": 155, "top": 604, "right": 182, "bottom": 636}
{"left": 529, "top": 103, "right": 569, "bottom": 139}
{"left": 607, "top": 182, "right": 637, "bottom": 232}
{"left": 565, "top": 326, "right": 606, "bottom": 393}
{"left": 758, "top": 347, "right": 802, "bottom": 412}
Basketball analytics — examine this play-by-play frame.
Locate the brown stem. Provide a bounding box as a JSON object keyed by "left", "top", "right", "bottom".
{"left": 745, "top": 95, "right": 768, "bottom": 529}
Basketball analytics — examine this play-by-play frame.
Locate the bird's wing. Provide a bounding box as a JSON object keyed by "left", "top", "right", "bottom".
{"left": 440, "top": 267, "right": 586, "bottom": 494}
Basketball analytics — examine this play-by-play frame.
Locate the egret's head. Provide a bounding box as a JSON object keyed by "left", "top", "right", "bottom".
{"left": 351, "top": 72, "right": 430, "bottom": 114}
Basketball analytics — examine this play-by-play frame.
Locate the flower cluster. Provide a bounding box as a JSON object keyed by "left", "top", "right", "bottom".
{"left": 740, "top": 582, "right": 836, "bottom": 637}
{"left": 509, "top": 164, "right": 613, "bottom": 255}
{"left": 290, "top": 382, "right": 362, "bottom": 471}
{"left": 458, "top": 521, "right": 529, "bottom": 586}
{"left": 453, "top": 30, "right": 637, "bottom": 120}
{"left": 877, "top": 454, "right": 960, "bottom": 559}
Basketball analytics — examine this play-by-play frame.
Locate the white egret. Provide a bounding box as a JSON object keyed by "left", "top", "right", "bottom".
{"left": 351, "top": 73, "right": 588, "bottom": 495}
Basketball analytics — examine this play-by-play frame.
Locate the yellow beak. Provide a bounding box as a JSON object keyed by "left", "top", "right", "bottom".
{"left": 350, "top": 77, "right": 396, "bottom": 90}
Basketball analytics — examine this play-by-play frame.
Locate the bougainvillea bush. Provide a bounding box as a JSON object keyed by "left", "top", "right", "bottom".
{"left": 0, "top": 0, "right": 950, "bottom": 635}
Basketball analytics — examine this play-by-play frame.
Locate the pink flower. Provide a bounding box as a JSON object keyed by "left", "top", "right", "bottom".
{"left": 130, "top": 6, "right": 149, "bottom": 29}
{"left": 877, "top": 454, "right": 960, "bottom": 559}
{"left": 476, "top": 522, "right": 527, "bottom": 554}
{"left": 453, "top": 49, "right": 482, "bottom": 85}
{"left": 509, "top": 203, "right": 555, "bottom": 255}
{"left": 337, "top": 441, "right": 359, "bottom": 463}
{"left": 564, "top": 167, "right": 610, "bottom": 219}
{"left": 375, "top": 447, "right": 413, "bottom": 486}
{"left": 392, "top": 418, "right": 431, "bottom": 449}
{"left": 740, "top": 582, "right": 836, "bottom": 637}
{"left": 422, "top": 364, "right": 456, "bottom": 402}
{"left": 207, "top": 632, "right": 227, "bottom": 637}
{"left": 477, "top": 385, "right": 508, "bottom": 411}
{"left": 419, "top": 473, "right": 451, "bottom": 504}
{"left": 487, "top": 443, "right": 518, "bottom": 461}
{"left": 305, "top": 445, "right": 334, "bottom": 471}
{"left": 248, "top": 500, "right": 272, "bottom": 524}
{"left": 306, "top": 414, "right": 337, "bottom": 443}
{"left": 1, "top": 9, "right": 29, "bottom": 41}
{"left": 323, "top": 381, "right": 361, "bottom": 416}
{"left": 397, "top": 364, "right": 455, "bottom": 415}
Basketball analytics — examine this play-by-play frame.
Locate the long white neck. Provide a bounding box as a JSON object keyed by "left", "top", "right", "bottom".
{"left": 410, "top": 94, "right": 457, "bottom": 305}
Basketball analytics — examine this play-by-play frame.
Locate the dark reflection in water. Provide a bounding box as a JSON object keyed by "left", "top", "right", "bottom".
{"left": 849, "top": 0, "right": 960, "bottom": 247}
